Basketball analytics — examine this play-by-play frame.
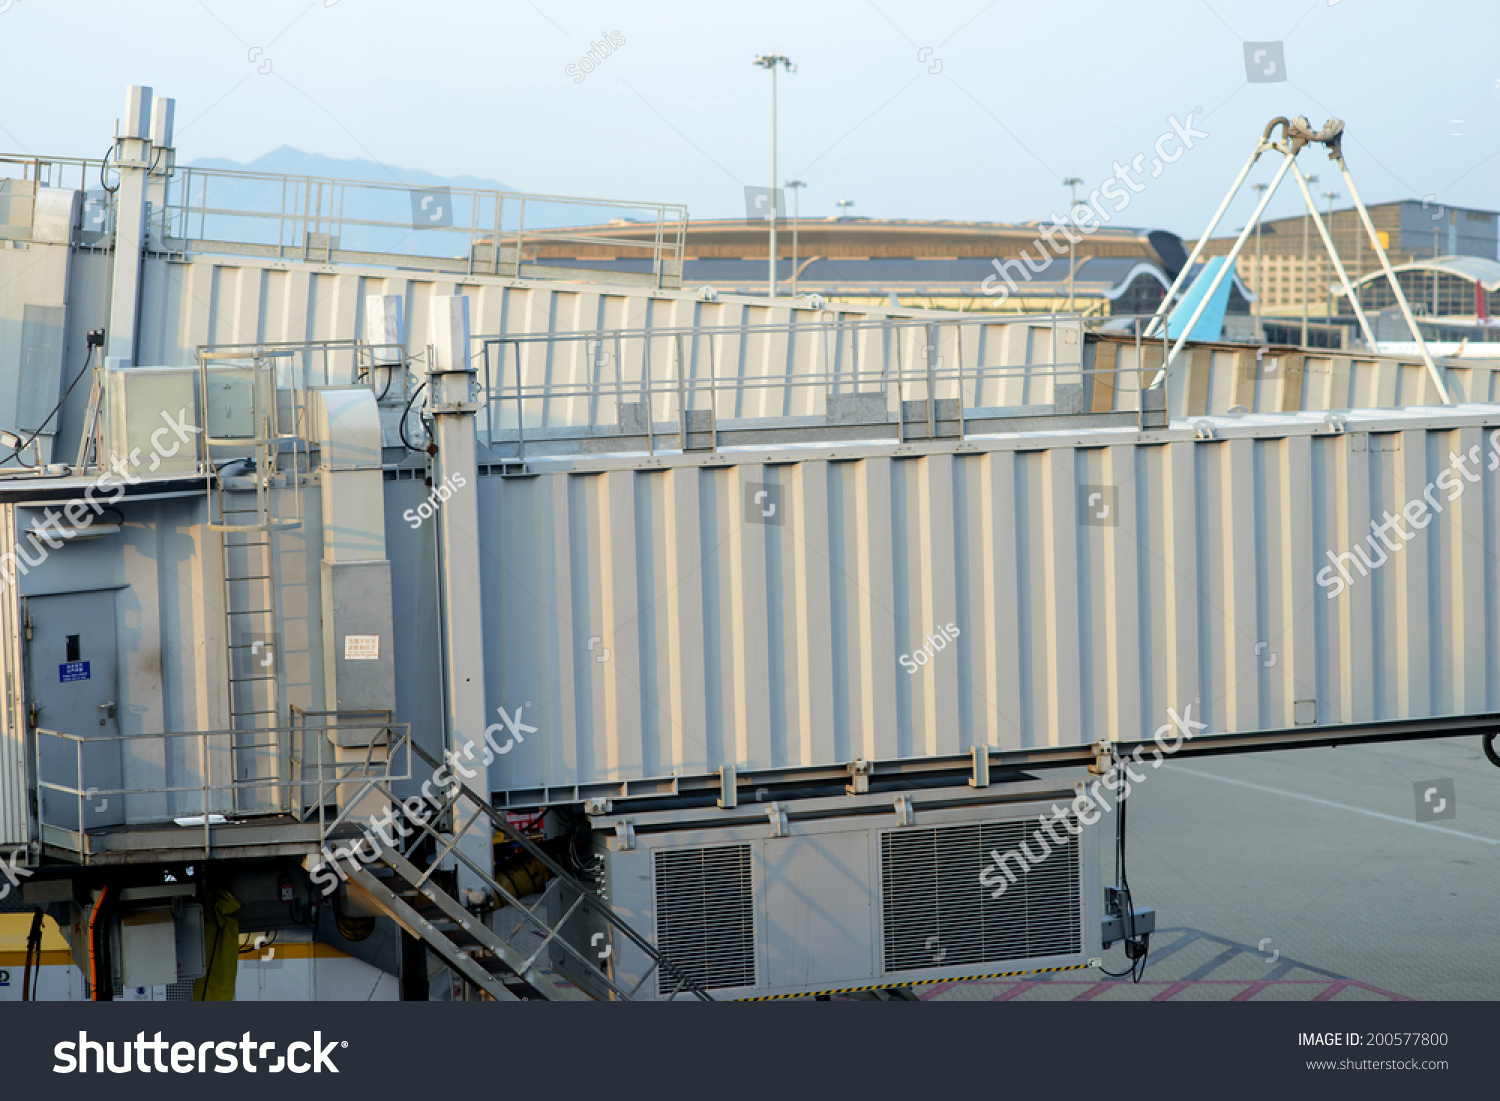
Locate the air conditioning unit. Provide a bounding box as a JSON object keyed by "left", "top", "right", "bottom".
{"left": 566, "top": 781, "right": 1102, "bottom": 1000}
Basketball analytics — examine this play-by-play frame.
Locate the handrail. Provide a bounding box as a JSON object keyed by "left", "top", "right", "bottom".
{"left": 33, "top": 719, "right": 410, "bottom": 858}
{"left": 402, "top": 738, "right": 713, "bottom": 1001}
{"left": 0, "top": 152, "right": 688, "bottom": 287}
{"left": 474, "top": 312, "right": 1150, "bottom": 452}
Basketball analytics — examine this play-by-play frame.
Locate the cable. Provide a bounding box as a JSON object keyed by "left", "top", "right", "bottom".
{"left": 4, "top": 332, "right": 101, "bottom": 466}
{"left": 22, "top": 909, "right": 42, "bottom": 1001}
{"left": 1098, "top": 763, "right": 1150, "bottom": 982}
{"left": 374, "top": 362, "right": 396, "bottom": 402}
{"left": 99, "top": 144, "right": 119, "bottom": 195}
{"left": 87, "top": 883, "right": 110, "bottom": 1001}
{"left": 398, "top": 381, "right": 428, "bottom": 453}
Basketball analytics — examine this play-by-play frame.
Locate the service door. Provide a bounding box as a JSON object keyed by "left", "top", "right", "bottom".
{"left": 27, "top": 591, "right": 124, "bottom": 832}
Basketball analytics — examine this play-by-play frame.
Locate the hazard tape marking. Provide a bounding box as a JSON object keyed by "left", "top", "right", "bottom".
{"left": 734, "top": 962, "right": 1094, "bottom": 1001}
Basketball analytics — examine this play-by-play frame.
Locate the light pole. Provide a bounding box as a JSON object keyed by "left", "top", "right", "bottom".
{"left": 1323, "top": 190, "right": 1340, "bottom": 320}
{"left": 1432, "top": 224, "right": 1440, "bottom": 315}
{"left": 1062, "top": 176, "right": 1082, "bottom": 313}
{"left": 1252, "top": 181, "right": 1268, "bottom": 335}
{"left": 1301, "top": 173, "right": 1317, "bottom": 346}
{"left": 785, "top": 179, "right": 806, "bottom": 297}
{"left": 836, "top": 198, "right": 855, "bottom": 218}
{"left": 753, "top": 54, "right": 796, "bottom": 298}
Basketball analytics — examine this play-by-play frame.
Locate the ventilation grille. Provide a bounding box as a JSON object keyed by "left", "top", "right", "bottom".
{"left": 881, "top": 818, "right": 1081, "bottom": 972}
{"left": 653, "top": 844, "right": 756, "bottom": 994}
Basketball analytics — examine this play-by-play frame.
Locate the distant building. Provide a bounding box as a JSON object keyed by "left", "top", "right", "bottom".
{"left": 1189, "top": 200, "right": 1499, "bottom": 319}
{"left": 1339, "top": 257, "right": 1500, "bottom": 345}
{"left": 531, "top": 218, "right": 1188, "bottom": 316}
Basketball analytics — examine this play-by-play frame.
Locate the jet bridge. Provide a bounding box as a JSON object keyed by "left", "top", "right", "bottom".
{"left": 1, "top": 90, "right": 1498, "bottom": 1001}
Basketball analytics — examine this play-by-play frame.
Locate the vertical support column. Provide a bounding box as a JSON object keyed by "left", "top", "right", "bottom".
{"left": 144, "top": 95, "right": 175, "bottom": 249}
{"left": 107, "top": 86, "right": 154, "bottom": 367}
{"left": 365, "top": 294, "right": 407, "bottom": 449}
{"left": 426, "top": 295, "right": 493, "bottom": 895}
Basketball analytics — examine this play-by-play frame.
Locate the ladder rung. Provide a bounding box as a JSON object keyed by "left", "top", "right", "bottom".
{"left": 226, "top": 608, "right": 274, "bottom": 615}
{"left": 231, "top": 709, "right": 278, "bottom": 717}
{"left": 230, "top": 675, "right": 277, "bottom": 683}
{"left": 226, "top": 575, "right": 273, "bottom": 581}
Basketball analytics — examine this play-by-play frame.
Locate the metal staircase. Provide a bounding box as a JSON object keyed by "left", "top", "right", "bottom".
{"left": 326, "top": 740, "right": 712, "bottom": 1002}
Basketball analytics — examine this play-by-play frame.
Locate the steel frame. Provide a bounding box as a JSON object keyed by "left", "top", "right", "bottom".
{"left": 1144, "top": 116, "right": 1450, "bottom": 404}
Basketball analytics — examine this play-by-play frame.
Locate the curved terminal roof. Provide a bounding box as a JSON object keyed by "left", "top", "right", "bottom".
{"left": 1347, "top": 255, "right": 1500, "bottom": 292}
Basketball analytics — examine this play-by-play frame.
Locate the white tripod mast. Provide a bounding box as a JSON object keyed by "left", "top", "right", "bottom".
{"left": 1145, "top": 116, "right": 1449, "bottom": 405}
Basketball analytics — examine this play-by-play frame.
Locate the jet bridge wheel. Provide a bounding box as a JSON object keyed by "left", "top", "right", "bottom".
{"left": 1484, "top": 732, "right": 1500, "bottom": 769}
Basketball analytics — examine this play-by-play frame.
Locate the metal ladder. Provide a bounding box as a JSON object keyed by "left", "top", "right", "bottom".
{"left": 326, "top": 740, "right": 713, "bottom": 1002}
{"left": 218, "top": 517, "right": 282, "bottom": 813}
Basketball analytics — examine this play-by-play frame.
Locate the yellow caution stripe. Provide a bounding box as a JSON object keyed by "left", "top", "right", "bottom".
{"left": 735, "top": 961, "right": 1094, "bottom": 1001}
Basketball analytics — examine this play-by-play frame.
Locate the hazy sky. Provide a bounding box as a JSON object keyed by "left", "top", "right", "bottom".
{"left": 2, "top": 0, "right": 1497, "bottom": 239}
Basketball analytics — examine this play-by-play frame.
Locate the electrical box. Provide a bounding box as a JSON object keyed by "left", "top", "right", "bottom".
{"left": 104, "top": 366, "right": 201, "bottom": 476}
{"left": 201, "top": 369, "right": 258, "bottom": 439}
{"left": 109, "top": 902, "right": 205, "bottom": 991}
{"left": 32, "top": 187, "right": 81, "bottom": 245}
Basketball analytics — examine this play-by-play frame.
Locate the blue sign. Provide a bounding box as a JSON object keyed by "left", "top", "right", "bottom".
{"left": 59, "top": 661, "right": 90, "bottom": 682}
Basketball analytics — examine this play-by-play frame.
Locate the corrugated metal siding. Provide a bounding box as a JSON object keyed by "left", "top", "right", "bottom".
{"left": 463, "top": 421, "right": 1500, "bottom": 794}
{"left": 5, "top": 245, "right": 1492, "bottom": 463}
{"left": 1100, "top": 342, "right": 1500, "bottom": 417}
{"left": 132, "top": 252, "right": 1497, "bottom": 428}
{"left": 0, "top": 487, "right": 330, "bottom": 832}
{"left": 131, "top": 254, "right": 1080, "bottom": 434}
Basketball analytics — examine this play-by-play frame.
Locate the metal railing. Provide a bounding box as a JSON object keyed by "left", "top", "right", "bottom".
{"left": 34, "top": 715, "right": 410, "bottom": 859}
{"left": 474, "top": 312, "right": 1159, "bottom": 456}
{"left": 193, "top": 337, "right": 414, "bottom": 523}
{"left": 159, "top": 165, "right": 687, "bottom": 285}
{"left": 0, "top": 153, "right": 688, "bottom": 287}
{"left": 0, "top": 155, "right": 114, "bottom": 244}
{"left": 367, "top": 739, "right": 712, "bottom": 1001}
